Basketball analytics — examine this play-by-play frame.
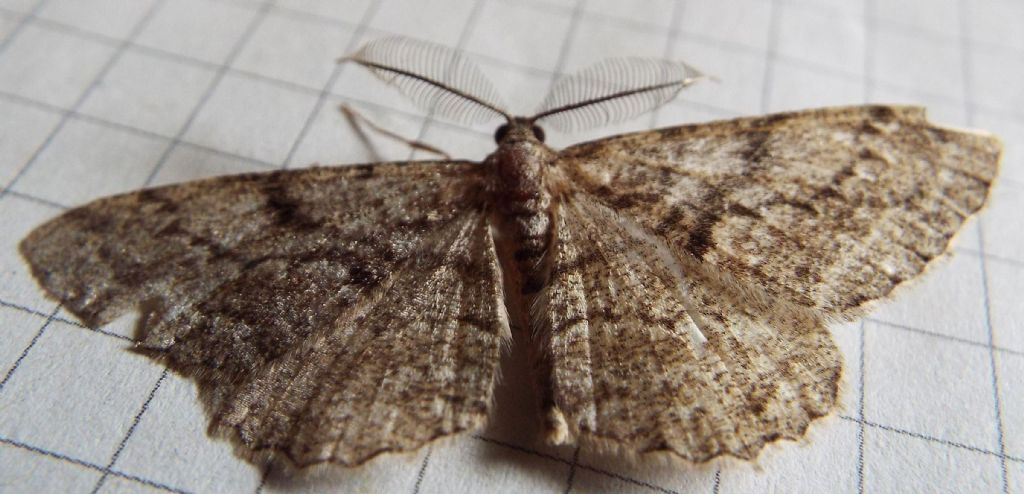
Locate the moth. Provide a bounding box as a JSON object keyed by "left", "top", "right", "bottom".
{"left": 19, "top": 37, "right": 1001, "bottom": 468}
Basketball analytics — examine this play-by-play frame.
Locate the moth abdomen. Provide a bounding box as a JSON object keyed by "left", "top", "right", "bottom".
{"left": 489, "top": 121, "right": 557, "bottom": 296}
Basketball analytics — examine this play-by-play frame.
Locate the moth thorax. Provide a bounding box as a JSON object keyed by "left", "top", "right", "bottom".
{"left": 493, "top": 140, "right": 550, "bottom": 204}
{"left": 489, "top": 137, "right": 555, "bottom": 295}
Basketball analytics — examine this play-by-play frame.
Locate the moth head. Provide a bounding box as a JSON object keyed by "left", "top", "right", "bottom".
{"left": 494, "top": 119, "right": 546, "bottom": 144}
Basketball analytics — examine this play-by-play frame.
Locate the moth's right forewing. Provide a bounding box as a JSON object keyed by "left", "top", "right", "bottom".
{"left": 20, "top": 162, "right": 511, "bottom": 467}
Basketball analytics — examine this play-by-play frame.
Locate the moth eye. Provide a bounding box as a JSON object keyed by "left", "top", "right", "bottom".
{"left": 494, "top": 124, "right": 510, "bottom": 143}
{"left": 531, "top": 125, "right": 546, "bottom": 143}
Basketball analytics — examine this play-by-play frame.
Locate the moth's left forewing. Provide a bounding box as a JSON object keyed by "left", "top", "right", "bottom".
{"left": 557, "top": 105, "right": 1001, "bottom": 318}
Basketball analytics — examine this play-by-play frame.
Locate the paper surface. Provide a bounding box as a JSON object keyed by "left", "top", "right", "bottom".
{"left": 0, "top": 0, "right": 1022, "bottom": 492}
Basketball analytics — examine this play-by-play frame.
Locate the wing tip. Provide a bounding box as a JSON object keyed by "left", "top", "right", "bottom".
{"left": 19, "top": 233, "right": 109, "bottom": 329}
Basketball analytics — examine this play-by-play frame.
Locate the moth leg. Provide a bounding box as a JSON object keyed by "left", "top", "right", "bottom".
{"left": 339, "top": 104, "right": 452, "bottom": 160}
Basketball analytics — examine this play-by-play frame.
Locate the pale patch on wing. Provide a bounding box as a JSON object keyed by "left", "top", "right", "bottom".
{"left": 560, "top": 105, "right": 1001, "bottom": 318}
{"left": 534, "top": 195, "right": 841, "bottom": 462}
{"left": 20, "top": 162, "right": 510, "bottom": 467}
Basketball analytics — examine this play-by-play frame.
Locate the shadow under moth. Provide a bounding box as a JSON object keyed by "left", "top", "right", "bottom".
{"left": 19, "top": 36, "right": 1001, "bottom": 468}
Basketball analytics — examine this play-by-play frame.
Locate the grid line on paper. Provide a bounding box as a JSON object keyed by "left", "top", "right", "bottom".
{"left": 2, "top": 188, "right": 68, "bottom": 210}
{"left": 0, "top": 23, "right": 503, "bottom": 144}
{"left": 0, "top": 435, "right": 190, "bottom": 494}
{"left": 279, "top": 0, "right": 380, "bottom": 169}
{"left": 91, "top": 369, "right": 170, "bottom": 494}
{"left": 760, "top": 0, "right": 782, "bottom": 114}
{"left": 0, "top": 0, "right": 165, "bottom": 201}
{"left": 3, "top": 1, "right": 1024, "bottom": 128}
{"left": 0, "top": 298, "right": 135, "bottom": 344}
{"left": 0, "top": 83, "right": 489, "bottom": 184}
{"left": 563, "top": 446, "right": 581, "bottom": 494}
{"left": 472, "top": 435, "right": 680, "bottom": 494}
{"left": 0, "top": 306, "right": 58, "bottom": 392}
{"left": 839, "top": 415, "right": 1024, "bottom": 464}
{"left": 959, "top": 0, "right": 1010, "bottom": 492}
{"left": 546, "top": 0, "right": 586, "bottom": 84}
{"left": 975, "top": 247, "right": 1024, "bottom": 273}
{"left": 267, "top": 3, "right": 360, "bottom": 32}
{"left": 253, "top": 463, "right": 271, "bottom": 494}
{"left": 0, "top": 297, "right": 58, "bottom": 321}
{"left": 868, "top": 316, "right": 1024, "bottom": 358}
{"left": 855, "top": 322, "right": 867, "bottom": 494}
{"left": 412, "top": 447, "right": 433, "bottom": 494}
{"left": 786, "top": 0, "right": 1024, "bottom": 63}
{"left": 140, "top": 1, "right": 274, "bottom": 186}
{"left": 2, "top": 1, "right": 270, "bottom": 492}
{"left": 0, "top": 85, "right": 284, "bottom": 167}
{"left": 647, "top": 0, "right": 687, "bottom": 129}
{"left": 0, "top": 0, "right": 47, "bottom": 54}
{"left": 975, "top": 225, "right": 1011, "bottom": 494}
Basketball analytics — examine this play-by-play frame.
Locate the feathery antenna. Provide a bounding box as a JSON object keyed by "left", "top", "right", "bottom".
{"left": 342, "top": 36, "right": 512, "bottom": 125}
{"left": 530, "top": 58, "right": 706, "bottom": 132}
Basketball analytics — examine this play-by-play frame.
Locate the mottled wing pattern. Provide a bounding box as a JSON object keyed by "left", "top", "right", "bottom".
{"left": 535, "top": 197, "right": 840, "bottom": 461}
{"left": 559, "top": 106, "right": 1001, "bottom": 318}
{"left": 538, "top": 105, "right": 999, "bottom": 461}
{"left": 20, "top": 163, "right": 510, "bottom": 466}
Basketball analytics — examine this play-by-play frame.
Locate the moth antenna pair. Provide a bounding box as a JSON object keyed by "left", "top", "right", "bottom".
{"left": 342, "top": 36, "right": 709, "bottom": 133}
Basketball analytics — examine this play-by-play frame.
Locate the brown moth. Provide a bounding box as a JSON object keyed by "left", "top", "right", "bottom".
{"left": 19, "top": 36, "right": 1001, "bottom": 468}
